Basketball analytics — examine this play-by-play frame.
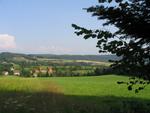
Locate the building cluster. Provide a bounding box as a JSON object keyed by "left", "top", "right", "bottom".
{"left": 30, "top": 67, "right": 53, "bottom": 77}
{"left": 2, "top": 66, "right": 54, "bottom": 77}
{"left": 2, "top": 67, "right": 20, "bottom": 76}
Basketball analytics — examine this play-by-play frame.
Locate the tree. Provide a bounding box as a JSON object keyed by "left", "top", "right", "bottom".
{"left": 72, "top": 0, "right": 150, "bottom": 92}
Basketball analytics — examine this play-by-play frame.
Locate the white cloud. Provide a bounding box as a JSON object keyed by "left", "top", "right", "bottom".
{"left": 0, "top": 34, "right": 16, "bottom": 49}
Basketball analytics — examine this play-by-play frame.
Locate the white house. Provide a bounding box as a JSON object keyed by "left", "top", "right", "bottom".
{"left": 13, "top": 70, "right": 20, "bottom": 76}
{"left": 2, "top": 71, "right": 9, "bottom": 76}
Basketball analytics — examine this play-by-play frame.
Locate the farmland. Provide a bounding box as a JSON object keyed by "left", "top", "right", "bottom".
{"left": 0, "top": 75, "right": 149, "bottom": 113}
{"left": 0, "top": 52, "right": 112, "bottom": 77}
{"left": 0, "top": 52, "right": 149, "bottom": 113}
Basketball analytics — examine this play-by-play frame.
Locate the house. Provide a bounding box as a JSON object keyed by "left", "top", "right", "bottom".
{"left": 13, "top": 70, "right": 20, "bottom": 76}
{"left": 2, "top": 71, "right": 9, "bottom": 76}
{"left": 10, "top": 67, "right": 14, "bottom": 71}
{"left": 47, "top": 67, "right": 53, "bottom": 75}
{"left": 40, "top": 69, "right": 47, "bottom": 74}
{"left": 31, "top": 69, "right": 40, "bottom": 77}
{"left": 31, "top": 67, "right": 54, "bottom": 77}
{"left": 33, "top": 72, "right": 38, "bottom": 77}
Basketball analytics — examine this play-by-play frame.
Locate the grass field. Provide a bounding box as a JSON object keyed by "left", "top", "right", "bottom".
{"left": 0, "top": 75, "right": 149, "bottom": 113}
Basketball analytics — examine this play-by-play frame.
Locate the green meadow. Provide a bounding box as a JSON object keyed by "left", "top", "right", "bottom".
{"left": 0, "top": 75, "right": 150, "bottom": 113}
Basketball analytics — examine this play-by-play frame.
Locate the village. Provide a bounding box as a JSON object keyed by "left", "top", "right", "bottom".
{"left": 1, "top": 66, "right": 54, "bottom": 77}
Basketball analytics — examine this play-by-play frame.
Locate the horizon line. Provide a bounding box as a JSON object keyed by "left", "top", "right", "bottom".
{"left": 0, "top": 51, "right": 112, "bottom": 56}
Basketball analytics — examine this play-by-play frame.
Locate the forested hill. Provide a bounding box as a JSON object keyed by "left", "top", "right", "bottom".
{"left": 32, "top": 54, "right": 120, "bottom": 62}
{"left": 0, "top": 52, "right": 120, "bottom": 62}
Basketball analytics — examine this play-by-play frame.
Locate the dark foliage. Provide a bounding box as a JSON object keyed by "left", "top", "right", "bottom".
{"left": 72, "top": 0, "right": 150, "bottom": 92}
{"left": 117, "top": 77, "right": 150, "bottom": 93}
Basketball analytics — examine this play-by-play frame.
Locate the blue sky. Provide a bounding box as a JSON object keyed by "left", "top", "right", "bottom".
{"left": 0, "top": 0, "right": 108, "bottom": 54}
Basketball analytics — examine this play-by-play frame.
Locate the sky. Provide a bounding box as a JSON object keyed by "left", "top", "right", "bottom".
{"left": 0, "top": 0, "right": 110, "bottom": 55}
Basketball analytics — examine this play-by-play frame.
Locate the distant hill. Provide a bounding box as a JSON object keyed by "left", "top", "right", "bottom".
{"left": 29, "top": 54, "right": 120, "bottom": 62}
{"left": 0, "top": 52, "right": 36, "bottom": 62}
{"left": 0, "top": 52, "right": 120, "bottom": 62}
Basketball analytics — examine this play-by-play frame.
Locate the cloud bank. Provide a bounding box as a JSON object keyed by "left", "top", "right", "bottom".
{"left": 0, "top": 34, "right": 16, "bottom": 49}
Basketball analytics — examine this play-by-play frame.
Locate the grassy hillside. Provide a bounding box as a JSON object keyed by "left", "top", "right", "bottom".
{"left": 47, "top": 75, "right": 150, "bottom": 99}
{"left": 0, "top": 52, "right": 36, "bottom": 61}
{"left": 0, "top": 75, "right": 149, "bottom": 113}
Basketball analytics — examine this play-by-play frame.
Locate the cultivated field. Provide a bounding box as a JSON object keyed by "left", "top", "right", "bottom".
{"left": 0, "top": 75, "right": 150, "bottom": 113}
